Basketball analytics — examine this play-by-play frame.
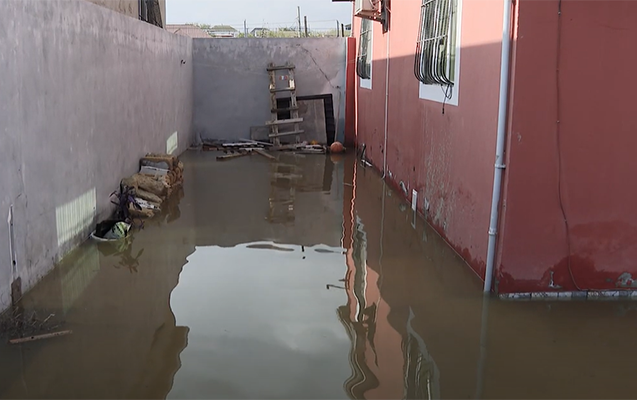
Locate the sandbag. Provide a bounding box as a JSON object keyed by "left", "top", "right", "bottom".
{"left": 135, "top": 189, "right": 163, "bottom": 205}
{"left": 128, "top": 203, "right": 155, "bottom": 218}
{"left": 122, "top": 174, "right": 168, "bottom": 197}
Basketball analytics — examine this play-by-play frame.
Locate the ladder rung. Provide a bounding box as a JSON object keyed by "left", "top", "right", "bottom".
{"left": 269, "top": 130, "right": 304, "bottom": 138}
{"left": 267, "top": 65, "right": 295, "bottom": 71}
{"left": 272, "top": 107, "right": 299, "bottom": 113}
{"left": 270, "top": 87, "right": 296, "bottom": 93}
{"left": 266, "top": 118, "right": 303, "bottom": 126}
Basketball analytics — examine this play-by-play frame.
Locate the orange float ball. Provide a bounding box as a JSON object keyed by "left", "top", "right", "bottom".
{"left": 330, "top": 141, "right": 345, "bottom": 154}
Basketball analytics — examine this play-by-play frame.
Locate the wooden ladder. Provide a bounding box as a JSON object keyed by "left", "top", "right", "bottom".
{"left": 267, "top": 63, "right": 304, "bottom": 145}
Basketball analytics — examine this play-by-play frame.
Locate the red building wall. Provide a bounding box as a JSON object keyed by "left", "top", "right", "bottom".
{"left": 353, "top": 0, "right": 506, "bottom": 279}
{"left": 497, "top": 0, "right": 637, "bottom": 293}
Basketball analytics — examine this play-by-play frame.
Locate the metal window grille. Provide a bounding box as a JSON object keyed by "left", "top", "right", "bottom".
{"left": 414, "top": 0, "right": 457, "bottom": 86}
{"left": 139, "top": 0, "right": 148, "bottom": 21}
{"left": 356, "top": 19, "right": 373, "bottom": 80}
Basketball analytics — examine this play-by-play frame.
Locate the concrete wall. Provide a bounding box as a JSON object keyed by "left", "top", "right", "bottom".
{"left": 497, "top": 0, "right": 637, "bottom": 293}
{"left": 85, "top": 0, "right": 137, "bottom": 17}
{"left": 0, "top": 0, "right": 193, "bottom": 311}
{"left": 352, "top": 0, "right": 505, "bottom": 280}
{"left": 85, "top": 0, "right": 167, "bottom": 27}
{"left": 192, "top": 38, "right": 347, "bottom": 143}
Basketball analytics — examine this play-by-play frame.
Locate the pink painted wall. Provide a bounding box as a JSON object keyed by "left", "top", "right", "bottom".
{"left": 497, "top": 0, "right": 637, "bottom": 292}
{"left": 353, "top": 0, "right": 506, "bottom": 278}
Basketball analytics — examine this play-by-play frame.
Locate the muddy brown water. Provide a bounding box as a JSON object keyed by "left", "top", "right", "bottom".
{"left": 1, "top": 151, "right": 636, "bottom": 399}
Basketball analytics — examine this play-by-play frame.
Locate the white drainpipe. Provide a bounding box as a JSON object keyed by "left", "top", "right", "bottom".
{"left": 382, "top": 28, "right": 390, "bottom": 178}
{"left": 484, "top": 0, "right": 514, "bottom": 293}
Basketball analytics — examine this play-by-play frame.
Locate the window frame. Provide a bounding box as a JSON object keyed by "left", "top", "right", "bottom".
{"left": 415, "top": 0, "right": 462, "bottom": 106}
{"left": 357, "top": 18, "right": 373, "bottom": 90}
{"left": 139, "top": 0, "right": 148, "bottom": 22}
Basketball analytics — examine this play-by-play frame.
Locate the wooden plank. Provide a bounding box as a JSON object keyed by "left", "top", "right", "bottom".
{"left": 271, "top": 106, "right": 299, "bottom": 113}
{"left": 266, "top": 118, "right": 304, "bottom": 126}
{"left": 9, "top": 330, "right": 73, "bottom": 344}
{"left": 269, "top": 130, "right": 305, "bottom": 138}
{"left": 270, "top": 87, "right": 296, "bottom": 93}
{"left": 271, "top": 142, "right": 309, "bottom": 151}
{"left": 254, "top": 149, "right": 277, "bottom": 161}
{"left": 268, "top": 69, "right": 281, "bottom": 146}
{"left": 267, "top": 64, "right": 295, "bottom": 71}
{"left": 239, "top": 139, "right": 273, "bottom": 147}
{"left": 216, "top": 152, "right": 249, "bottom": 161}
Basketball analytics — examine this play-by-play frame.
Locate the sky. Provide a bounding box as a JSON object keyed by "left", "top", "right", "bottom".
{"left": 166, "top": 0, "right": 353, "bottom": 32}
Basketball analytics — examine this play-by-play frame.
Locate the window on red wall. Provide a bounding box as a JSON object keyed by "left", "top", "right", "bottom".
{"left": 356, "top": 19, "right": 373, "bottom": 81}
{"left": 414, "top": 0, "right": 458, "bottom": 87}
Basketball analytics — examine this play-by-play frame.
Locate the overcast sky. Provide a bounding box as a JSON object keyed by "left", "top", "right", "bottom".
{"left": 166, "top": 0, "right": 353, "bottom": 31}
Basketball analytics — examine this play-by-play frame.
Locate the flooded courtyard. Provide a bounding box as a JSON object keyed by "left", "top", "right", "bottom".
{"left": 0, "top": 151, "right": 636, "bottom": 399}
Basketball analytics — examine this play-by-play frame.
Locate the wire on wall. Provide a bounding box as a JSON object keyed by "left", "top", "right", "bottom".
{"left": 554, "top": 0, "right": 583, "bottom": 291}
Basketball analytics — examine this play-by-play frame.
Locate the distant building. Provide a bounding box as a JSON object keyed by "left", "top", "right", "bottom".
{"left": 167, "top": 24, "right": 212, "bottom": 38}
{"left": 206, "top": 25, "right": 239, "bottom": 38}
{"left": 250, "top": 27, "right": 270, "bottom": 37}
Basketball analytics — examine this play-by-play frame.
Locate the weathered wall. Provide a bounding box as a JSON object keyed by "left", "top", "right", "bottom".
{"left": 353, "top": 0, "right": 505, "bottom": 280}
{"left": 0, "top": 0, "right": 193, "bottom": 311}
{"left": 85, "top": 0, "right": 137, "bottom": 17}
{"left": 497, "top": 0, "right": 637, "bottom": 293}
{"left": 192, "top": 38, "right": 347, "bottom": 143}
{"left": 85, "top": 0, "right": 167, "bottom": 27}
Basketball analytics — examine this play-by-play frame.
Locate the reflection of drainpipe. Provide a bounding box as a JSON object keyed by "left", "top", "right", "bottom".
{"left": 484, "top": 0, "right": 515, "bottom": 293}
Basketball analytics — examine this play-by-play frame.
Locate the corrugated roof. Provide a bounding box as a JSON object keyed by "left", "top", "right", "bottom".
{"left": 166, "top": 24, "right": 211, "bottom": 38}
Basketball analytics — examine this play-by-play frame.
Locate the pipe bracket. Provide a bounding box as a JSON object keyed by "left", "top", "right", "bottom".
{"left": 488, "top": 228, "right": 498, "bottom": 236}
{"left": 495, "top": 163, "right": 506, "bottom": 170}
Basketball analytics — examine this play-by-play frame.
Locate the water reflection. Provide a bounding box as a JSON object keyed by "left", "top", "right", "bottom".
{"left": 3, "top": 152, "right": 637, "bottom": 399}
{"left": 339, "top": 172, "right": 442, "bottom": 400}
{"left": 168, "top": 243, "right": 352, "bottom": 399}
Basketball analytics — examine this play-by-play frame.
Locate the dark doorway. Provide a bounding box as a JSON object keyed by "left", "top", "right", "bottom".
{"left": 276, "top": 94, "right": 336, "bottom": 145}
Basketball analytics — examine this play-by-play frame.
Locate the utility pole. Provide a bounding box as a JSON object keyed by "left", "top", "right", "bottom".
{"left": 336, "top": 20, "right": 340, "bottom": 37}
{"left": 341, "top": 23, "right": 345, "bottom": 38}
{"left": 304, "top": 16, "right": 308, "bottom": 37}
{"left": 297, "top": 6, "right": 302, "bottom": 38}
{"left": 244, "top": 20, "right": 248, "bottom": 37}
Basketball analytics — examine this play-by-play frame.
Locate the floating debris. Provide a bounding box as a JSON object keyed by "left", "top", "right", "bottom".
{"left": 0, "top": 307, "right": 67, "bottom": 343}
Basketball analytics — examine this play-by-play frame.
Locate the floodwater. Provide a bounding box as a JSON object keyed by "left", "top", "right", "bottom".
{"left": 1, "top": 151, "right": 637, "bottom": 399}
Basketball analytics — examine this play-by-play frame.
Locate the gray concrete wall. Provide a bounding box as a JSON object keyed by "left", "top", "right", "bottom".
{"left": 0, "top": 0, "right": 193, "bottom": 311}
{"left": 192, "top": 38, "right": 347, "bottom": 143}
{"left": 85, "top": 0, "right": 167, "bottom": 27}
{"left": 85, "top": 0, "right": 137, "bottom": 17}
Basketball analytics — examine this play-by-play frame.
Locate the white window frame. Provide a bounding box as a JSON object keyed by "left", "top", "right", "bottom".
{"left": 358, "top": 19, "right": 373, "bottom": 90}
{"left": 417, "top": 0, "right": 463, "bottom": 106}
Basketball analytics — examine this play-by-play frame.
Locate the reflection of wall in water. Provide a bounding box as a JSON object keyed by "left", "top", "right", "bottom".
{"left": 339, "top": 214, "right": 379, "bottom": 399}
{"left": 340, "top": 213, "right": 440, "bottom": 400}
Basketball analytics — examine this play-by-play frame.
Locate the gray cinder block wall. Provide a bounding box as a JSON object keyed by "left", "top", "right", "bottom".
{"left": 192, "top": 38, "right": 347, "bottom": 143}
{"left": 0, "top": 0, "right": 194, "bottom": 311}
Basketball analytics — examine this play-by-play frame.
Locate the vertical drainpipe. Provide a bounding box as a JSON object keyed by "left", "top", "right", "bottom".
{"left": 483, "top": 0, "right": 514, "bottom": 293}
{"left": 382, "top": 26, "right": 390, "bottom": 178}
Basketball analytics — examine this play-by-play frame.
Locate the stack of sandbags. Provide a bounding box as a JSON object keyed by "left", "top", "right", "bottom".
{"left": 121, "top": 153, "right": 184, "bottom": 219}
{"left": 140, "top": 153, "right": 184, "bottom": 190}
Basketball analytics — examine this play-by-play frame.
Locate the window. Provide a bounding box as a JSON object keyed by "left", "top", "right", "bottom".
{"left": 415, "top": 0, "right": 461, "bottom": 105}
{"left": 139, "top": 0, "right": 148, "bottom": 22}
{"left": 139, "top": 0, "right": 163, "bottom": 28}
{"left": 357, "top": 19, "right": 373, "bottom": 89}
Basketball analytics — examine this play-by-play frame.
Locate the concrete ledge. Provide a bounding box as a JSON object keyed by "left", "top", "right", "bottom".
{"left": 499, "top": 290, "right": 637, "bottom": 301}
